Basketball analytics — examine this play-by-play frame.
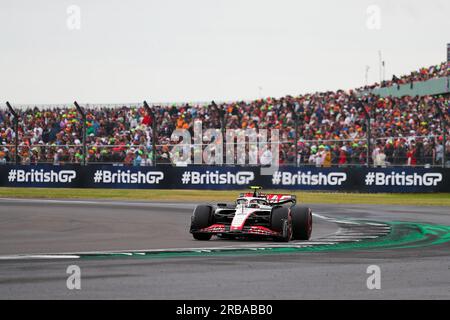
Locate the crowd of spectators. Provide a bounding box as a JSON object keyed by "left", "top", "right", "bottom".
{"left": 1, "top": 92, "right": 448, "bottom": 167}
{"left": 1, "top": 63, "right": 449, "bottom": 167}
{"left": 0, "top": 106, "right": 154, "bottom": 166}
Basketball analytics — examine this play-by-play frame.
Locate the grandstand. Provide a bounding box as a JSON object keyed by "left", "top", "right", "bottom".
{"left": 0, "top": 62, "right": 449, "bottom": 167}
{"left": 358, "top": 61, "right": 449, "bottom": 92}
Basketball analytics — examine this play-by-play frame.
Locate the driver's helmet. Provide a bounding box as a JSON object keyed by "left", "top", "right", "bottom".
{"left": 248, "top": 199, "right": 267, "bottom": 208}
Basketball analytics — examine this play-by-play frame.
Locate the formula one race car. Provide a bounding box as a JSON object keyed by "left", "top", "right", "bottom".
{"left": 189, "top": 187, "right": 312, "bottom": 242}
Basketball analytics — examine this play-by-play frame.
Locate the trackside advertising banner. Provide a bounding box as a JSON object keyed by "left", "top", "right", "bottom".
{"left": 0, "top": 165, "right": 449, "bottom": 193}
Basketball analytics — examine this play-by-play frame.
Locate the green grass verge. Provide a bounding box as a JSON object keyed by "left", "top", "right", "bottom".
{"left": 0, "top": 187, "right": 449, "bottom": 206}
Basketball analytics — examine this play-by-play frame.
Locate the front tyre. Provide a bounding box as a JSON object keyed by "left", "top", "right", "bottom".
{"left": 270, "top": 206, "right": 291, "bottom": 242}
{"left": 190, "top": 205, "right": 214, "bottom": 241}
{"left": 193, "top": 233, "right": 213, "bottom": 241}
{"left": 291, "top": 206, "right": 312, "bottom": 240}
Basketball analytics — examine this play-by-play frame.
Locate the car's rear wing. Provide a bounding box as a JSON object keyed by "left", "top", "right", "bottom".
{"left": 238, "top": 192, "right": 296, "bottom": 205}
{"left": 266, "top": 194, "right": 297, "bottom": 205}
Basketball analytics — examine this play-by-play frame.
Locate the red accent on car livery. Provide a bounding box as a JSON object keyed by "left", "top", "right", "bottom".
{"left": 200, "top": 224, "right": 226, "bottom": 233}
{"left": 245, "top": 226, "right": 280, "bottom": 236}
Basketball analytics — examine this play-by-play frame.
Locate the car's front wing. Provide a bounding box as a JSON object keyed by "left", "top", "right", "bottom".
{"left": 195, "top": 224, "right": 281, "bottom": 237}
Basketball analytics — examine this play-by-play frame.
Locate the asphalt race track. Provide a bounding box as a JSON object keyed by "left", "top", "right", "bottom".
{"left": 0, "top": 198, "right": 449, "bottom": 299}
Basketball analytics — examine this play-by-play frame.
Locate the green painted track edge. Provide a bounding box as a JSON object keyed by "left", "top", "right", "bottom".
{"left": 78, "top": 221, "right": 450, "bottom": 260}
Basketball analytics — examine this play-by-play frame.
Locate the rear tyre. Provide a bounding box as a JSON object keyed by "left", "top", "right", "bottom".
{"left": 191, "top": 205, "right": 214, "bottom": 241}
{"left": 291, "top": 206, "right": 312, "bottom": 240}
{"left": 270, "top": 206, "right": 291, "bottom": 242}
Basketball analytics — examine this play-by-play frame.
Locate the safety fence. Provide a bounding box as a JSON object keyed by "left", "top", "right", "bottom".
{"left": 1, "top": 164, "right": 449, "bottom": 193}
{"left": 1, "top": 137, "right": 448, "bottom": 168}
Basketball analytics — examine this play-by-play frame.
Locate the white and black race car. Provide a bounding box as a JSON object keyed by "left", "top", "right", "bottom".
{"left": 189, "top": 187, "right": 312, "bottom": 242}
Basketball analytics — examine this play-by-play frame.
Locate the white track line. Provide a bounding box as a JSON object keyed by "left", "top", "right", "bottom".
{"left": 0, "top": 255, "right": 80, "bottom": 260}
